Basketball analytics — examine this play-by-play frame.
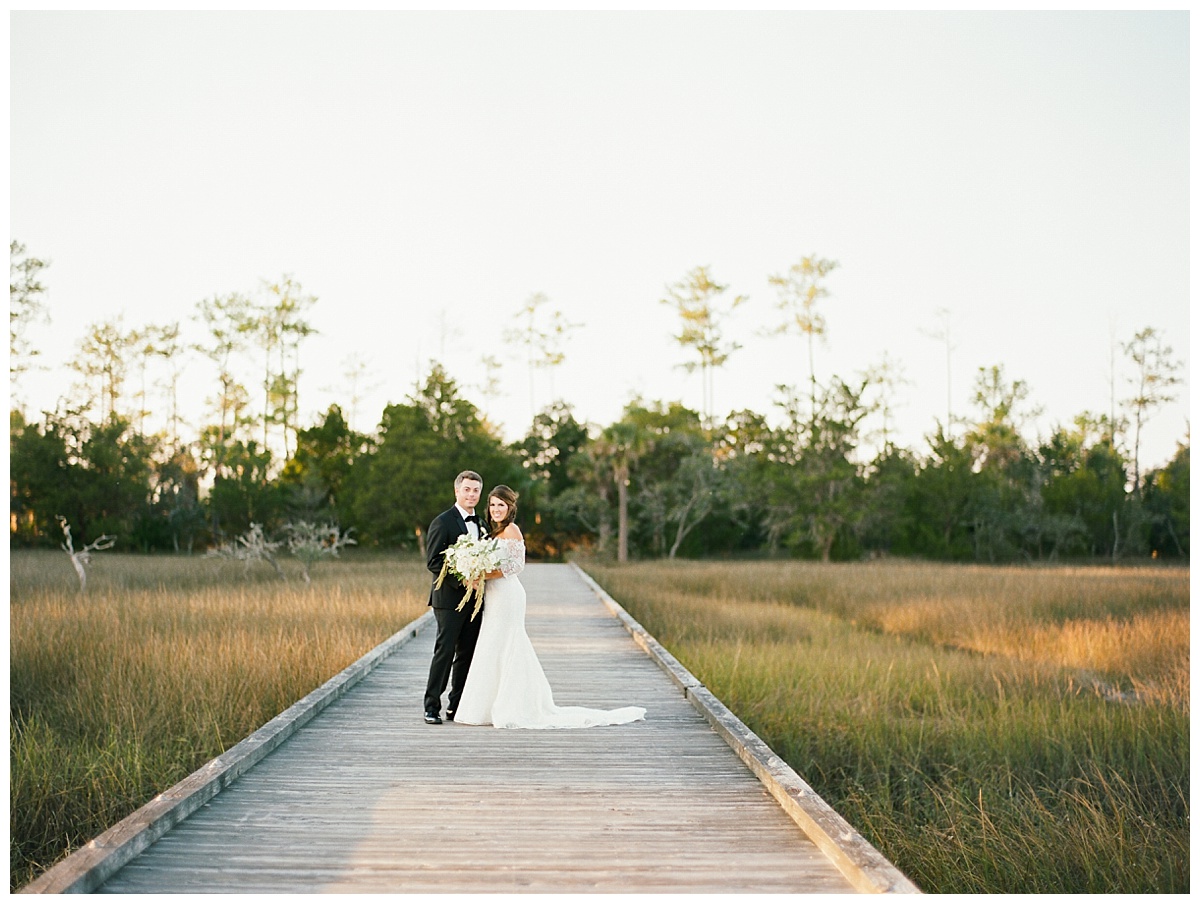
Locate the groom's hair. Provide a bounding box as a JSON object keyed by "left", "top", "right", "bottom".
{"left": 454, "top": 470, "right": 483, "bottom": 488}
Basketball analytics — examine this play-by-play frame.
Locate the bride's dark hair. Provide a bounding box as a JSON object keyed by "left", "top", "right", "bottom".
{"left": 486, "top": 485, "right": 519, "bottom": 538}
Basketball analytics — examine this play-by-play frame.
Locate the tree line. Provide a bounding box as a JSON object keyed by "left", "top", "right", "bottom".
{"left": 9, "top": 242, "right": 1189, "bottom": 562}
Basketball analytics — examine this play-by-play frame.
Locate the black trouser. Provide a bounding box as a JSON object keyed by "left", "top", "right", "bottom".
{"left": 423, "top": 605, "right": 482, "bottom": 715}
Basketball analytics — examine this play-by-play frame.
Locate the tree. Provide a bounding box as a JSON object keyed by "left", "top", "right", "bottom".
{"left": 590, "top": 413, "right": 653, "bottom": 563}
{"left": 151, "top": 322, "right": 187, "bottom": 448}
{"left": 513, "top": 403, "right": 591, "bottom": 555}
{"left": 11, "top": 412, "right": 157, "bottom": 546}
{"left": 966, "top": 365, "right": 1041, "bottom": 469}
{"left": 766, "top": 255, "right": 839, "bottom": 427}
{"left": 861, "top": 352, "right": 910, "bottom": 454}
{"left": 257, "top": 275, "right": 317, "bottom": 459}
{"left": 207, "top": 439, "right": 283, "bottom": 538}
{"left": 555, "top": 444, "right": 615, "bottom": 557}
{"left": 345, "top": 402, "right": 441, "bottom": 548}
{"left": 1122, "top": 326, "right": 1182, "bottom": 493}
{"left": 663, "top": 444, "right": 720, "bottom": 559}
{"left": 67, "top": 317, "right": 136, "bottom": 422}
{"left": 856, "top": 444, "right": 920, "bottom": 557}
{"left": 10, "top": 240, "right": 49, "bottom": 393}
{"left": 334, "top": 353, "right": 380, "bottom": 434}
{"left": 1143, "top": 440, "right": 1189, "bottom": 558}
{"left": 10, "top": 411, "right": 77, "bottom": 545}
{"left": 961, "top": 366, "right": 1045, "bottom": 561}
{"left": 515, "top": 402, "right": 589, "bottom": 497}
{"left": 713, "top": 408, "right": 776, "bottom": 553}
{"left": 478, "top": 354, "right": 504, "bottom": 410}
{"left": 617, "top": 401, "right": 715, "bottom": 559}
{"left": 206, "top": 522, "right": 285, "bottom": 579}
{"left": 762, "top": 378, "right": 870, "bottom": 562}
{"left": 1039, "top": 414, "right": 1129, "bottom": 559}
{"left": 504, "top": 292, "right": 580, "bottom": 418}
{"left": 279, "top": 404, "right": 367, "bottom": 521}
{"left": 906, "top": 426, "right": 977, "bottom": 559}
{"left": 919, "top": 307, "right": 957, "bottom": 430}
{"left": 343, "top": 364, "right": 523, "bottom": 549}
{"left": 75, "top": 416, "right": 158, "bottom": 540}
{"left": 659, "top": 266, "right": 747, "bottom": 430}
{"left": 194, "top": 291, "right": 256, "bottom": 535}
{"left": 128, "top": 322, "right": 181, "bottom": 437}
{"left": 152, "top": 443, "right": 206, "bottom": 553}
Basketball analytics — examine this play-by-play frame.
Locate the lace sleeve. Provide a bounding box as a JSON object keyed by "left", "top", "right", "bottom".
{"left": 500, "top": 539, "right": 525, "bottom": 577}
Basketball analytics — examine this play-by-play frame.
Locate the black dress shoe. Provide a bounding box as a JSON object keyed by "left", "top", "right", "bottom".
{"left": 445, "top": 710, "right": 455, "bottom": 722}
{"left": 423, "top": 712, "right": 442, "bottom": 724}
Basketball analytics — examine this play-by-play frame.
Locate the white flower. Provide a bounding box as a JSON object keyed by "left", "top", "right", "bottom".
{"left": 435, "top": 534, "right": 503, "bottom": 619}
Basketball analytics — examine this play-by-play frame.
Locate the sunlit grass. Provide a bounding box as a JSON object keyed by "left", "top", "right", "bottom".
{"left": 585, "top": 559, "right": 1189, "bottom": 894}
{"left": 11, "top": 553, "right": 1188, "bottom": 893}
{"left": 9, "top": 550, "right": 429, "bottom": 891}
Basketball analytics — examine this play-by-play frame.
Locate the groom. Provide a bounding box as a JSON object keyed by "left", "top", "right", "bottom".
{"left": 422, "top": 470, "right": 485, "bottom": 724}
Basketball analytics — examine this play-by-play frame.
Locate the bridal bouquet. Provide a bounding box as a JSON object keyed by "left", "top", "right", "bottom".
{"left": 435, "top": 533, "right": 502, "bottom": 620}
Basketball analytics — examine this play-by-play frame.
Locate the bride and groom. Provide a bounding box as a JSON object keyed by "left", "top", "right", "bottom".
{"left": 422, "top": 470, "right": 646, "bottom": 730}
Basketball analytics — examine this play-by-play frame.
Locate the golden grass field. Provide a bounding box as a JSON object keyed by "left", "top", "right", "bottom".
{"left": 10, "top": 551, "right": 1190, "bottom": 893}
{"left": 9, "top": 550, "right": 430, "bottom": 890}
{"left": 585, "top": 559, "right": 1189, "bottom": 894}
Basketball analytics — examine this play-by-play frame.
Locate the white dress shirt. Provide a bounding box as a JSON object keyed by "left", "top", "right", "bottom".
{"left": 455, "top": 504, "right": 479, "bottom": 541}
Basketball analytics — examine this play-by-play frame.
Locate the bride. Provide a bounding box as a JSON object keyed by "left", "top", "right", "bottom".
{"left": 453, "top": 485, "right": 646, "bottom": 730}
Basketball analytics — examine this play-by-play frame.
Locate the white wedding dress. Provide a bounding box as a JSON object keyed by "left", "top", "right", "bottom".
{"left": 454, "top": 538, "right": 646, "bottom": 729}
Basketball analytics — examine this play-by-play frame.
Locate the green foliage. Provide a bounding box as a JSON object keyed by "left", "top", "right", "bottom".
{"left": 279, "top": 404, "right": 367, "bottom": 522}
{"left": 207, "top": 439, "right": 284, "bottom": 539}
{"left": 8, "top": 332, "right": 1188, "bottom": 561}
{"left": 9, "top": 413, "right": 155, "bottom": 547}
{"left": 10, "top": 411, "right": 73, "bottom": 545}
{"left": 619, "top": 401, "right": 713, "bottom": 558}
{"left": 342, "top": 365, "right": 525, "bottom": 548}
{"left": 1039, "top": 417, "right": 1128, "bottom": 558}
{"left": 512, "top": 402, "right": 591, "bottom": 555}
{"left": 149, "top": 446, "right": 206, "bottom": 554}
{"left": 1143, "top": 442, "right": 1189, "bottom": 558}
{"left": 899, "top": 426, "right": 976, "bottom": 559}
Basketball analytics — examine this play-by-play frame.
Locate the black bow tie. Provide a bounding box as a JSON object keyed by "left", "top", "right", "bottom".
{"left": 464, "top": 514, "right": 479, "bottom": 523}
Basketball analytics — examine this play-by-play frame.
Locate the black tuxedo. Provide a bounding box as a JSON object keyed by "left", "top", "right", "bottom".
{"left": 423, "top": 506, "right": 483, "bottom": 716}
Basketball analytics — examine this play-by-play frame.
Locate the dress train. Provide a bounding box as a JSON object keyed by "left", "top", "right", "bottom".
{"left": 454, "top": 540, "right": 646, "bottom": 730}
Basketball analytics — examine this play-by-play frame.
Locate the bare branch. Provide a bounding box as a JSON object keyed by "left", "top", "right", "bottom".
{"left": 283, "top": 521, "right": 357, "bottom": 584}
{"left": 57, "top": 516, "right": 116, "bottom": 593}
{"left": 206, "top": 523, "right": 286, "bottom": 580}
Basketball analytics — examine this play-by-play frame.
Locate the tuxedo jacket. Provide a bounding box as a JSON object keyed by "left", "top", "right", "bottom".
{"left": 426, "top": 506, "right": 478, "bottom": 610}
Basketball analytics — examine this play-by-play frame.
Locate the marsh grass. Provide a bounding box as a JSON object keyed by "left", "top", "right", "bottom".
{"left": 586, "top": 559, "right": 1189, "bottom": 894}
{"left": 9, "top": 550, "right": 429, "bottom": 890}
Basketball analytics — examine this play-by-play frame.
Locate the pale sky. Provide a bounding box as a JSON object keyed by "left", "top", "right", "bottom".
{"left": 9, "top": 10, "right": 1191, "bottom": 471}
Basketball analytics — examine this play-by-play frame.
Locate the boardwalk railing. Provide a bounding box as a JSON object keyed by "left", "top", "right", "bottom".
{"left": 570, "top": 564, "right": 919, "bottom": 894}
{"left": 18, "top": 612, "right": 435, "bottom": 894}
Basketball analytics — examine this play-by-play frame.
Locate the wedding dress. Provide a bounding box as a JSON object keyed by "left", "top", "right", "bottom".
{"left": 454, "top": 538, "right": 646, "bottom": 729}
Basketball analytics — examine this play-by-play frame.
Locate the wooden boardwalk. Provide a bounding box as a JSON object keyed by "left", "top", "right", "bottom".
{"left": 24, "top": 564, "right": 917, "bottom": 894}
